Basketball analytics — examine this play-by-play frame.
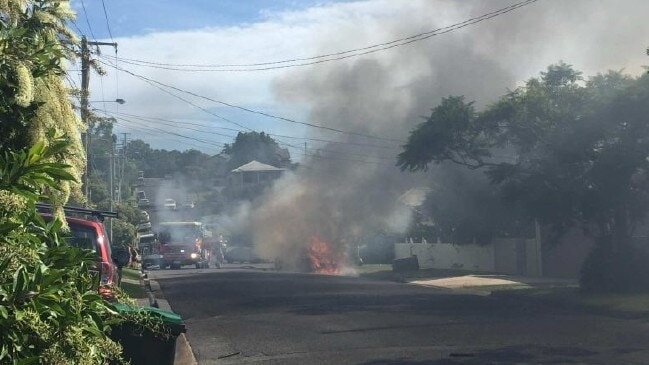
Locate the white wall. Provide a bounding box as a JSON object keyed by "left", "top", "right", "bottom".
{"left": 395, "top": 243, "right": 495, "bottom": 272}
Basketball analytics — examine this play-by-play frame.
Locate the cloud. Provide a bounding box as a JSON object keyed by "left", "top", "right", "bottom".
{"left": 80, "top": 0, "right": 649, "bottom": 152}
{"left": 73, "top": 0, "right": 649, "bottom": 269}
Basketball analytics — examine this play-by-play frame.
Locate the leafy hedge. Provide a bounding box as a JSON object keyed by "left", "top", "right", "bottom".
{"left": 0, "top": 139, "right": 124, "bottom": 364}
{"left": 580, "top": 240, "right": 649, "bottom": 293}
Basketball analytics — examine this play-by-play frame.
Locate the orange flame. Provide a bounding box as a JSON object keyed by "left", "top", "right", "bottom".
{"left": 308, "top": 234, "right": 341, "bottom": 275}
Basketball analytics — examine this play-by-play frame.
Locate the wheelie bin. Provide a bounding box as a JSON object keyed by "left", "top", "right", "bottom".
{"left": 110, "top": 304, "right": 187, "bottom": 365}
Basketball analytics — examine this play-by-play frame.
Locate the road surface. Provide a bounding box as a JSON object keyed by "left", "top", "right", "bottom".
{"left": 149, "top": 267, "right": 649, "bottom": 364}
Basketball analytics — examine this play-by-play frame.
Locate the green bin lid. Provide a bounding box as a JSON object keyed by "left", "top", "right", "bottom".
{"left": 112, "top": 303, "right": 183, "bottom": 325}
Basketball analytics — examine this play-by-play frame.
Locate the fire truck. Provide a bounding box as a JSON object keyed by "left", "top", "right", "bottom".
{"left": 158, "top": 221, "right": 211, "bottom": 269}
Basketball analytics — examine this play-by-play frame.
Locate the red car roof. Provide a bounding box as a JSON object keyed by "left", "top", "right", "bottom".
{"left": 65, "top": 216, "right": 104, "bottom": 229}
{"left": 41, "top": 213, "right": 105, "bottom": 230}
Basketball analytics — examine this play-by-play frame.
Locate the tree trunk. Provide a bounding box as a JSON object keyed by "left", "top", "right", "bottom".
{"left": 611, "top": 203, "right": 631, "bottom": 250}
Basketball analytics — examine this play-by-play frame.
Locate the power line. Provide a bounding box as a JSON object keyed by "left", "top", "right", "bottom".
{"left": 283, "top": 142, "right": 394, "bottom": 166}
{"left": 94, "top": 64, "right": 402, "bottom": 164}
{"left": 96, "top": 109, "right": 400, "bottom": 150}
{"left": 64, "top": 74, "right": 79, "bottom": 92}
{"left": 100, "top": 0, "right": 114, "bottom": 42}
{"left": 279, "top": 137, "right": 395, "bottom": 163}
{"left": 99, "top": 0, "right": 538, "bottom": 72}
{"left": 97, "top": 60, "right": 253, "bottom": 133}
{"left": 97, "top": 109, "right": 246, "bottom": 134}
{"left": 111, "top": 112, "right": 394, "bottom": 165}
{"left": 110, "top": 112, "right": 237, "bottom": 142}
{"left": 113, "top": 121, "right": 220, "bottom": 152}
{"left": 104, "top": 111, "right": 393, "bottom": 166}
{"left": 69, "top": 19, "right": 86, "bottom": 37}
{"left": 110, "top": 117, "right": 225, "bottom": 150}
{"left": 95, "top": 109, "right": 399, "bottom": 165}
{"left": 110, "top": 115, "right": 227, "bottom": 148}
{"left": 98, "top": 0, "right": 119, "bottom": 112}
{"left": 99, "top": 72, "right": 107, "bottom": 112}
{"left": 98, "top": 58, "right": 405, "bottom": 143}
{"left": 79, "top": 0, "right": 97, "bottom": 41}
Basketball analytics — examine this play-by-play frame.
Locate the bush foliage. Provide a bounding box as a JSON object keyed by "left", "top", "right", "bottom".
{"left": 0, "top": 139, "right": 124, "bottom": 364}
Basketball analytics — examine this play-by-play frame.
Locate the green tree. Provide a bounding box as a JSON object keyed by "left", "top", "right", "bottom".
{"left": 1, "top": 0, "right": 85, "bottom": 208}
{"left": 112, "top": 218, "right": 136, "bottom": 249}
{"left": 125, "top": 139, "right": 228, "bottom": 209}
{"left": 222, "top": 131, "right": 291, "bottom": 170}
{"left": 115, "top": 203, "right": 140, "bottom": 226}
{"left": 415, "top": 166, "right": 529, "bottom": 244}
{"left": 0, "top": 139, "right": 123, "bottom": 364}
{"left": 0, "top": 2, "right": 156, "bottom": 363}
{"left": 87, "top": 115, "right": 117, "bottom": 176}
{"left": 398, "top": 63, "right": 649, "bottom": 292}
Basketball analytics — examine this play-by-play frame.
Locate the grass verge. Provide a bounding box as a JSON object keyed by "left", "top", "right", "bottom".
{"left": 120, "top": 268, "right": 147, "bottom": 299}
{"left": 500, "top": 287, "right": 649, "bottom": 316}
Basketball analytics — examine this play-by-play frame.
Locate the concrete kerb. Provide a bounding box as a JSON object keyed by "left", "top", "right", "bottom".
{"left": 139, "top": 271, "right": 198, "bottom": 365}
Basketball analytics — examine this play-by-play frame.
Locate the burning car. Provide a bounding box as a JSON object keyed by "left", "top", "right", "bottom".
{"left": 275, "top": 234, "right": 344, "bottom": 274}
{"left": 158, "top": 221, "right": 210, "bottom": 269}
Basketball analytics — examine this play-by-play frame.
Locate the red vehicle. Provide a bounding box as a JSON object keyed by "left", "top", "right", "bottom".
{"left": 37, "top": 204, "right": 130, "bottom": 301}
{"left": 158, "top": 221, "right": 210, "bottom": 269}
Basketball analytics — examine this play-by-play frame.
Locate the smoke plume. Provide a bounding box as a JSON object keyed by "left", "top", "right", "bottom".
{"left": 245, "top": 0, "right": 649, "bottom": 266}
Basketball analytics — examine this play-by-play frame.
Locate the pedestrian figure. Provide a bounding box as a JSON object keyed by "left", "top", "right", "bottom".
{"left": 129, "top": 245, "right": 140, "bottom": 269}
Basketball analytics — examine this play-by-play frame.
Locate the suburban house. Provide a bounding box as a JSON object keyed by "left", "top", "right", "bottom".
{"left": 229, "top": 160, "right": 286, "bottom": 186}
{"left": 225, "top": 160, "right": 286, "bottom": 201}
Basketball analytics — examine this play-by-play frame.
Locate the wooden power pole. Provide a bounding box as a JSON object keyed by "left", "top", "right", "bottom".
{"left": 80, "top": 36, "right": 117, "bottom": 206}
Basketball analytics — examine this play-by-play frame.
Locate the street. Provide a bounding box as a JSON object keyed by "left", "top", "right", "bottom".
{"left": 148, "top": 267, "right": 649, "bottom": 364}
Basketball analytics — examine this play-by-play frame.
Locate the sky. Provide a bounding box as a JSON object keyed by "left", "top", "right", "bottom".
{"left": 68, "top": 0, "right": 649, "bottom": 158}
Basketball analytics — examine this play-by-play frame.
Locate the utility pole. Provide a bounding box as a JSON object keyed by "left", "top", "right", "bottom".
{"left": 81, "top": 36, "right": 90, "bottom": 204}
{"left": 80, "top": 36, "right": 118, "bottom": 206}
{"left": 118, "top": 132, "right": 130, "bottom": 203}
{"left": 109, "top": 140, "right": 114, "bottom": 243}
{"left": 535, "top": 219, "right": 543, "bottom": 277}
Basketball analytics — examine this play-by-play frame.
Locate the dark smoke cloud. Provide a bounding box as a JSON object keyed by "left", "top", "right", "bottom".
{"left": 248, "top": 0, "right": 649, "bottom": 264}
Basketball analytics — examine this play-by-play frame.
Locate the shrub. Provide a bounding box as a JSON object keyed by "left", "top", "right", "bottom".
{"left": 0, "top": 139, "right": 124, "bottom": 364}
{"left": 580, "top": 240, "right": 649, "bottom": 293}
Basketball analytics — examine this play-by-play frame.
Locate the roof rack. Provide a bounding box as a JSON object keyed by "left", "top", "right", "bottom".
{"left": 36, "top": 203, "right": 118, "bottom": 222}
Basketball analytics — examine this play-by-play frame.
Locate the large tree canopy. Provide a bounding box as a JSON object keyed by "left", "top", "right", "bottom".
{"left": 398, "top": 63, "right": 649, "bottom": 291}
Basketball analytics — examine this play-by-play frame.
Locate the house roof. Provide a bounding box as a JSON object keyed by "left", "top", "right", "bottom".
{"left": 398, "top": 187, "right": 430, "bottom": 208}
{"left": 231, "top": 160, "right": 286, "bottom": 173}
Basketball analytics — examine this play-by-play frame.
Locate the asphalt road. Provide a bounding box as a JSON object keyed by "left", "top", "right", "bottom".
{"left": 149, "top": 267, "right": 649, "bottom": 365}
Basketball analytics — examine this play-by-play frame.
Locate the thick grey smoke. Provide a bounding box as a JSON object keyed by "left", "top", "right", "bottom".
{"left": 247, "top": 0, "right": 649, "bottom": 265}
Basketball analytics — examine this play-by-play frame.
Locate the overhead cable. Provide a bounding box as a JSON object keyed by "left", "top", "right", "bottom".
{"left": 99, "top": 0, "right": 538, "bottom": 72}
{"left": 100, "top": 0, "right": 115, "bottom": 42}
{"left": 106, "top": 112, "right": 393, "bottom": 166}
{"left": 112, "top": 120, "right": 220, "bottom": 151}
{"left": 79, "top": 0, "right": 97, "bottom": 41}
{"left": 98, "top": 59, "right": 405, "bottom": 143}
{"left": 97, "top": 109, "right": 400, "bottom": 150}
